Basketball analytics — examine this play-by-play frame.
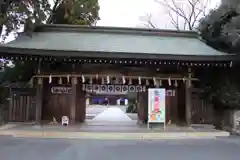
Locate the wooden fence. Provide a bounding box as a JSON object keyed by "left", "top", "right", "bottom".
{"left": 8, "top": 88, "right": 36, "bottom": 122}
{"left": 191, "top": 88, "right": 214, "bottom": 124}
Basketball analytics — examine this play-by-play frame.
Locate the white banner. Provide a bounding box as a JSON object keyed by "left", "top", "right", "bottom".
{"left": 148, "top": 88, "right": 166, "bottom": 124}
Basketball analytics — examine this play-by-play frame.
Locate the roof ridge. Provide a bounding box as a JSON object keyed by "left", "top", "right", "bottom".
{"left": 34, "top": 24, "right": 198, "bottom": 38}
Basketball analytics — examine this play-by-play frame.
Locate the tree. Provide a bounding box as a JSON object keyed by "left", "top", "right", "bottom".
{"left": 0, "top": 0, "right": 51, "bottom": 40}
{"left": 1, "top": 0, "right": 100, "bottom": 41}
{"left": 197, "top": 4, "right": 240, "bottom": 93}
{"left": 198, "top": 4, "right": 240, "bottom": 53}
{"left": 197, "top": 4, "right": 240, "bottom": 129}
{"left": 222, "top": 0, "right": 240, "bottom": 6}
{"left": 0, "top": 0, "right": 100, "bottom": 81}
{"left": 47, "top": 0, "right": 100, "bottom": 25}
{"left": 142, "top": 0, "right": 211, "bottom": 30}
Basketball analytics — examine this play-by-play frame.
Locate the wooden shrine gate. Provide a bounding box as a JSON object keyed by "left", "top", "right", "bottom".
{"left": 8, "top": 88, "right": 36, "bottom": 122}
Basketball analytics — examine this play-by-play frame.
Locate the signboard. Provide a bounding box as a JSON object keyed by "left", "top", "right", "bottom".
{"left": 148, "top": 88, "right": 166, "bottom": 129}
{"left": 51, "top": 87, "right": 72, "bottom": 94}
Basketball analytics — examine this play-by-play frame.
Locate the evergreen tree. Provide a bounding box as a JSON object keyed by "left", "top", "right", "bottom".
{"left": 0, "top": 0, "right": 101, "bottom": 86}
{"left": 198, "top": 4, "right": 240, "bottom": 111}
{"left": 0, "top": 0, "right": 51, "bottom": 40}
{"left": 48, "top": 0, "right": 100, "bottom": 25}
{"left": 198, "top": 4, "right": 240, "bottom": 53}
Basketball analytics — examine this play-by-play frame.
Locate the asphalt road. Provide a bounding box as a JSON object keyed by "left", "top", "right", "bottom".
{"left": 0, "top": 136, "right": 240, "bottom": 160}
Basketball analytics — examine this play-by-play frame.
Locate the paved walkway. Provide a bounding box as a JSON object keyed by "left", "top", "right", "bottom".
{"left": 91, "top": 107, "right": 132, "bottom": 121}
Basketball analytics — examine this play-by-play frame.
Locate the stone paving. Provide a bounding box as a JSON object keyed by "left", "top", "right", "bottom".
{"left": 91, "top": 106, "right": 132, "bottom": 122}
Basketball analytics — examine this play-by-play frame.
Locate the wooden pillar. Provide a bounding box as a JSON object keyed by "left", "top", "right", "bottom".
{"left": 76, "top": 83, "right": 86, "bottom": 123}
{"left": 35, "top": 77, "right": 43, "bottom": 124}
{"left": 136, "top": 92, "right": 141, "bottom": 121}
{"left": 137, "top": 91, "right": 148, "bottom": 122}
{"left": 109, "top": 97, "right": 117, "bottom": 105}
{"left": 185, "top": 68, "right": 192, "bottom": 126}
{"left": 8, "top": 88, "right": 13, "bottom": 121}
{"left": 70, "top": 77, "right": 77, "bottom": 124}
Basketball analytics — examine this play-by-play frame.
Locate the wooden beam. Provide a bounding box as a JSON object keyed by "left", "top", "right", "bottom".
{"left": 32, "top": 68, "right": 186, "bottom": 78}
{"left": 31, "top": 74, "right": 199, "bottom": 81}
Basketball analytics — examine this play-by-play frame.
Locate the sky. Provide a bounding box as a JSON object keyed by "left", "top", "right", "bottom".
{"left": 97, "top": 0, "right": 221, "bottom": 28}
{"left": 97, "top": 0, "right": 158, "bottom": 27}
{"left": 2, "top": 0, "right": 221, "bottom": 42}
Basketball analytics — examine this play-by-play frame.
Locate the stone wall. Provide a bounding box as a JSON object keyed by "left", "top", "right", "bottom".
{"left": 221, "top": 109, "right": 240, "bottom": 133}
{"left": 221, "top": 110, "right": 234, "bottom": 131}
{"left": 232, "top": 110, "right": 240, "bottom": 133}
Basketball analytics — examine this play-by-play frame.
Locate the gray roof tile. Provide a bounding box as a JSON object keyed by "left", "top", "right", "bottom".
{"left": 0, "top": 25, "right": 229, "bottom": 57}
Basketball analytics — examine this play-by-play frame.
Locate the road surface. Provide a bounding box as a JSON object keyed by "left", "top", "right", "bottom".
{"left": 0, "top": 136, "right": 240, "bottom": 160}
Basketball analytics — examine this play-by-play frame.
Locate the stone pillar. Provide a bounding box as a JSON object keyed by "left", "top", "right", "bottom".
{"left": 124, "top": 99, "right": 128, "bottom": 105}
{"left": 117, "top": 99, "right": 120, "bottom": 105}
{"left": 86, "top": 98, "right": 89, "bottom": 107}
{"left": 70, "top": 77, "right": 77, "bottom": 124}
{"left": 35, "top": 77, "right": 43, "bottom": 125}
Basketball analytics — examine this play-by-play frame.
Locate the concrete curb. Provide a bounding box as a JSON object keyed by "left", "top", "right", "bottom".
{"left": 0, "top": 130, "right": 230, "bottom": 140}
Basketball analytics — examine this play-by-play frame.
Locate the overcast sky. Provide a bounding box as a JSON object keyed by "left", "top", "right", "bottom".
{"left": 97, "top": 0, "right": 221, "bottom": 28}
{"left": 97, "top": 0, "right": 158, "bottom": 27}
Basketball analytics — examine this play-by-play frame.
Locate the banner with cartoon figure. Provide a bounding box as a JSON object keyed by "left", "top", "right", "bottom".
{"left": 148, "top": 88, "right": 166, "bottom": 123}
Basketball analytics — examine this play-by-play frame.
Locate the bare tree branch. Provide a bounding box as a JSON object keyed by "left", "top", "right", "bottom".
{"left": 147, "top": 14, "right": 157, "bottom": 28}
{"left": 139, "top": 14, "right": 157, "bottom": 28}
{"left": 168, "top": 11, "right": 180, "bottom": 30}
{"left": 142, "top": 0, "right": 210, "bottom": 30}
